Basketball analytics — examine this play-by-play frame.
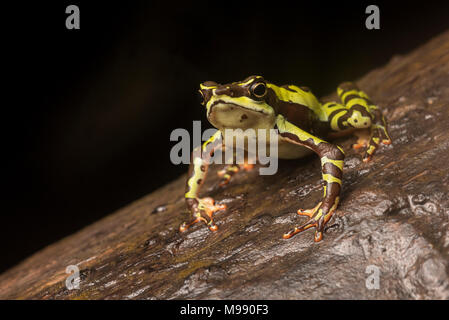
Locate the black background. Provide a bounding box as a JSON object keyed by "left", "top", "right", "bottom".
{"left": 2, "top": 1, "right": 449, "bottom": 273}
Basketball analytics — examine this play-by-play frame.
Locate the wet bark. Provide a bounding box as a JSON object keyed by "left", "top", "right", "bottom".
{"left": 1, "top": 30, "right": 449, "bottom": 300}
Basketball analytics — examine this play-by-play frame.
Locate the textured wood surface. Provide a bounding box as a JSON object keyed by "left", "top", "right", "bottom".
{"left": 1, "top": 30, "right": 449, "bottom": 300}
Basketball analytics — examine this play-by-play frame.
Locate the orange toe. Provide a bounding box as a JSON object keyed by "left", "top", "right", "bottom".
{"left": 352, "top": 143, "right": 365, "bottom": 150}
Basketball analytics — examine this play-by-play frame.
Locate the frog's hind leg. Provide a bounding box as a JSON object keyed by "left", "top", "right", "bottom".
{"left": 216, "top": 149, "right": 255, "bottom": 187}
{"left": 323, "top": 82, "right": 392, "bottom": 162}
{"left": 217, "top": 163, "right": 255, "bottom": 187}
{"left": 217, "top": 165, "right": 240, "bottom": 186}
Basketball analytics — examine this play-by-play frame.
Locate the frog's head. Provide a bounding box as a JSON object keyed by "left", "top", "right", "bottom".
{"left": 198, "top": 75, "right": 277, "bottom": 130}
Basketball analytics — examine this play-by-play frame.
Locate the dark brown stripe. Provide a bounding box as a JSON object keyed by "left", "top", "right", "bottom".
{"left": 281, "top": 85, "right": 297, "bottom": 92}
{"left": 323, "top": 162, "right": 343, "bottom": 179}
{"left": 328, "top": 107, "right": 347, "bottom": 122}
{"left": 343, "top": 94, "right": 362, "bottom": 105}
{"left": 321, "top": 182, "right": 341, "bottom": 211}
{"left": 279, "top": 132, "right": 321, "bottom": 152}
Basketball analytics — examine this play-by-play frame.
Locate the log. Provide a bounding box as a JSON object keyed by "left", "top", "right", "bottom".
{"left": 1, "top": 30, "right": 449, "bottom": 300}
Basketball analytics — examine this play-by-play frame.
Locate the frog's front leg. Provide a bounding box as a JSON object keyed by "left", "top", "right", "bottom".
{"left": 276, "top": 115, "right": 344, "bottom": 242}
{"left": 179, "top": 131, "right": 226, "bottom": 233}
{"left": 323, "top": 82, "right": 392, "bottom": 162}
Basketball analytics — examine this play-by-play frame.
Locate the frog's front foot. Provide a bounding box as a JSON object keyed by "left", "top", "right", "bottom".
{"left": 283, "top": 201, "right": 335, "bottom": 242}
{"left": 179, "top": 197, "right": 226, "bottom": 233}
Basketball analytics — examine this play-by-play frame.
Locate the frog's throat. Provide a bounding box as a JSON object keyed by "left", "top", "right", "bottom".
{"left": 207, "top": 100, "right": 271, "bottom": 118}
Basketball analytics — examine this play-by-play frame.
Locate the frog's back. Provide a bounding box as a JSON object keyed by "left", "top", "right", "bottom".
{"left": 267, "top": 83, "right": 324, "bottom": 132}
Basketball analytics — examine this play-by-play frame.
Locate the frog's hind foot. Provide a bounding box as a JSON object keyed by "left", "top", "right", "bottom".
{"left": 217, "top": 163, "right": 255, "bottom": 187}
{"left": 351, "top": 125, "right": 392, "bottom": 162}
{"left": 179, "top": 197, "right": 226, "bottom": 233}
{"left": 284, "top": 202, "right": 336, "bottom": 242}
{"left": 217, "top": 165, "right": 240, "bottom": 187}
{"left": 297, "top": 201, "right": 322, "bottom": 218}
{"left": 241, "top": 163, "right": 255, "bottom": 171}
{"left": 360, "top": 126, "right": 392, "bottom": 163}
{"left": 366, "top": 125, "right": 392, "bottom": 161}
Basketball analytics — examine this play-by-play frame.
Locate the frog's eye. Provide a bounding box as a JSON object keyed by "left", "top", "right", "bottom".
{"left": 250, "top": 82, "right": 267, "bottom": 98}
{"left": 198, "top": 90, "right": 205, "bottom": 105}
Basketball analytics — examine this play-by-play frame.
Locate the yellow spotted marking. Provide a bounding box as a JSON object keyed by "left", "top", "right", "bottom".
{"left": 366, "top": 145, "right": 376, "bottom": 155}
{"left": 186, "top": 132, "right": 221, "bottom": 199}
{"left": 347, "top": 110, "right": 372, "bottom": 128}
{"left": 202, "top": 130, "right": 221, "bottom": 152}
{"left": 185, "top": 157, "right": 206, "bottom": 198}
